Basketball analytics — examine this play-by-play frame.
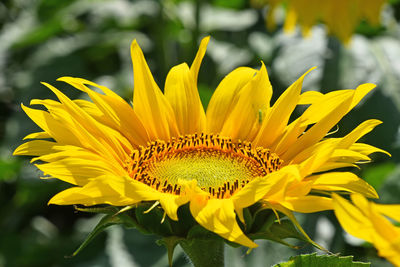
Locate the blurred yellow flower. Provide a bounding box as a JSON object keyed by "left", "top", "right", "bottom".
{"left": 14, "top": 36, "right": 387, "bottom": 248}
{"left": 333, "top": 193, "right": 400, "bottom": 266}
{"left": 253, "top": 0, "right": 387, "bottom": 43}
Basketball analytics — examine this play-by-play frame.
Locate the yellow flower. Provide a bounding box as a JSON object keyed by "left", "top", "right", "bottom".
{"left": 14, "top": 36, "right": 386, "bottom": 248}
{"left": 253, "top": 0, "right": 386, "bottom": 43}
{"left": 333, "top": 193, "right": 400, "bottom": 266}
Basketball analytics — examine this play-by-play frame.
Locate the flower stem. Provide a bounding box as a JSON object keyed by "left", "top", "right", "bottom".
{"left": 180, "top": 238, "right": 225, "bottom": 267}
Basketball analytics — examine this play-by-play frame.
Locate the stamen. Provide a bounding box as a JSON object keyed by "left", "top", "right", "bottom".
{"left": 126, "top": 134, "right": 283, "bottom": 199}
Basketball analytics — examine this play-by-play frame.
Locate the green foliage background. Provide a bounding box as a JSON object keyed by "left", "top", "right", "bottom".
{"left": 1, "top": 0, "right": 400, "bottom": 266}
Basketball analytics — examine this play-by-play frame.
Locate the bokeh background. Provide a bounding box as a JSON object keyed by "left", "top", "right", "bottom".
{"left": 1, "top": 0, "right": 400, "bottom": 266}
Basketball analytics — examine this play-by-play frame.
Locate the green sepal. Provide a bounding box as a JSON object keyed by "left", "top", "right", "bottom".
{"left": 273, "top": 253, "right": 370, "bottom": 267}
{"left": 186, "top": 224, "right": 221, "bottom": 240}
{"left": 134, "top": 204, "right": 174, "bottom": 236}
{"left": 250, "top": 208, "right": 276, "bottom": 233}
{"left": 68, "top": 214, "right": 124, "bottom": 257}
{"left": 157, "top": 236, "right": 184, "bottom": 267}
{"left": 249, "top": 219, "right": 312, "bottom": 249}
{"left": 74, "top": 205, "right": 119, "bottom": 214}
{"left": 242, "top": 207, "right": 254, "bottom": 230}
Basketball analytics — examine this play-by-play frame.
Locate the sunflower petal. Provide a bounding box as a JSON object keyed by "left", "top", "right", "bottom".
{"left": 58, "top": 77, "right": 150, "bottom": 147}
{"left": 350, "top": 143, "right": 391, "bottom": 157}
{"left": 254, "top": 67, "right": 315, "bottom": 148}
{"left": 206, "top": 67, "right": 256, "bottom": 134}
{"left": 48, "top": 179, "right": 135, "bottom": 206}
{"left": 282, "top": 89, "right": 355, "bottom": 161}
{"left": 310, "top": 172, "right": 378, "bottom": 198}
{"left": 190, "top": 36, "right": 210, "bottom": 83}
{"left": 164, "top": 63, "right": 206, "bottom": 134}
{"left": 23, "top": 131, "right": 51, "bottom": 140}
{"left": 372, "top": 204, "right": 400, "bottom": 223}
{"left": 220, "top": 62, "right": 272, "bottom": 141}
{"left": 13, "top": 140, "right": 58, "bottom": 156}
{"left": 231, "top": 167, "right": 300, "bottom": 216}
{"left": 190, "top": 198, "right": 257, "bottom": 248}
{"left": 332, "top": 193, "right": 372, "bottom": 242}
{"left": 338, "top": 119, "right": 382, "bottom": 148}
{"left": 158, "top": 194, "right": 189, "bottom": 221}
{"left": 41, "top": 82, "right": 130, "bottom": 164}
{"left": 131, "top": 40, "right": 179, "bottom": 140}
{"left": 281, "top": 196, "right": 333, "bottom": 213}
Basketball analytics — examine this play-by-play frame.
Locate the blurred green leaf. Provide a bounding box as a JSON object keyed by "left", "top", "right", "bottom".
{"left": 0, "top": 158, "right": 20, "bottom": 182}
{"left": 274, "top": 253, "right": 370, "bottom": 267}
{"left": 212, "top": 0, "right": 246, "bottom": 9}
{"left": 198, "top": 83, "right": 213, "bottom": 108}
{"left": 70, "top": 214, "right": 123, "bottom": 257}
{"left": 362, "top": 162, "right": 395, "bottom": 191}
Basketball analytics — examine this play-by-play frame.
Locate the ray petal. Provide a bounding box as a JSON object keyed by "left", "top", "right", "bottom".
{"left": 131, "top": 40, "right": 179, "bottom": 140}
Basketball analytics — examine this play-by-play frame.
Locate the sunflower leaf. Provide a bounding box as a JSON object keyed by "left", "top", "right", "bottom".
{"left": 68, "top": 214, "right": 123, "bottom": 257}
{"left": 273, "top": 253, "right": 370, "bottom": 267}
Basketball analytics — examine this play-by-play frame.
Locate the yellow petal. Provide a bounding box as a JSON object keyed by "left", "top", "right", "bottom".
{"left": 373, "top": 203, "right": 400, "bottom": 223}
{"left": 13, "top": 140, "right": 58, "bottom": 156}
{"left": 282, "top": 90, "right": 354, "bottom": 161}
{"left": 281, "top": 196, "right": 333, "bottom": 213}
{"left": 310, "top": 172, "right": 378, "bottom": 199}
{"left": 190, "top": 198, "right": 257, "bottom": 248}
{"left": 331, "top": 149, "right": 371, "bottom": 162}
{"left": 349, "top": 83, "right": 376, "bottom": 110}
{"left": 36, "top": 155, "right": 125, "bottom": 186}
{"left": 58, "top": 77, "right": 150, "bottom": 147}
{"left": 206, "top": 67, "right": 256, "bottom": 134}
{"left": 131, "top": 40, "right": 179, "bottom": 140}
{"left": 220, "top": 62, "right": 272, "bottom": 141}
{"left": 190, "top": 36, "right": 210, "bottom": 83}
{"left": 46, "top": 83, "right": 133, "bottom": 163}
{"left": 48, "top": 178, "right": 136, "bottom": 206}
{"left": 23, "top": 131, "right": 51, "bottom": 140}
{"left": 272, "top": 117, "right": 307, "bottom": 156}
{"left": 232, "top": 166, "right": 299, "bottom": 213}
{"left": 338, "top": 119, "right": 382, "bottom": 148}
{"left": 297, "top": 142, "right": 336, "bottom": 176}
{"left": 298, "top": 90, "right": 323, "bottom": 105}
{"left": 332, "top": 193, "right": 372, "bottom": 242}
{"left": 21, "top": 104, "right": 82, "bottom": 147}
{"left": 350, "top": 143, "right": 391, "bottom": 157}
{"left": 158, "top": 194, "right": 189, "bottom": 221}
{"left": 164, "top": 63, "right": 206, "bottom": 134}
{"left": 313, "top": 162, "right": 358, "bottom": 173}
{"left": 254, "top": 67, "right": 315, "bottom": 148}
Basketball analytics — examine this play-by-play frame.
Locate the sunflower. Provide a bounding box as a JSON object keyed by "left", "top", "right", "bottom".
{"left": 14, "top": 37, "right": 386, "bottom": 251}
{"left": 252, "top": 0, "right": 386, "bottom": 43}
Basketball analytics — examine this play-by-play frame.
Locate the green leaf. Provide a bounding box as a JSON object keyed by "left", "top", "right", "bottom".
{"left": 68, "top": 214, "right": 123, "bottom": 257}
{"left": 273, "top": 253, "right": 370, "bottom": 267}
{"left": 362, "top": 162, "right": 395, "bottom": 191}
{"left": 0, "top": 158, "right": 21, "bottom": 182}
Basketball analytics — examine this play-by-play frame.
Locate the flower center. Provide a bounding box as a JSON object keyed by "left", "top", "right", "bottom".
{"left": 127, "top": 134, "right": 282, "bottom": 199}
